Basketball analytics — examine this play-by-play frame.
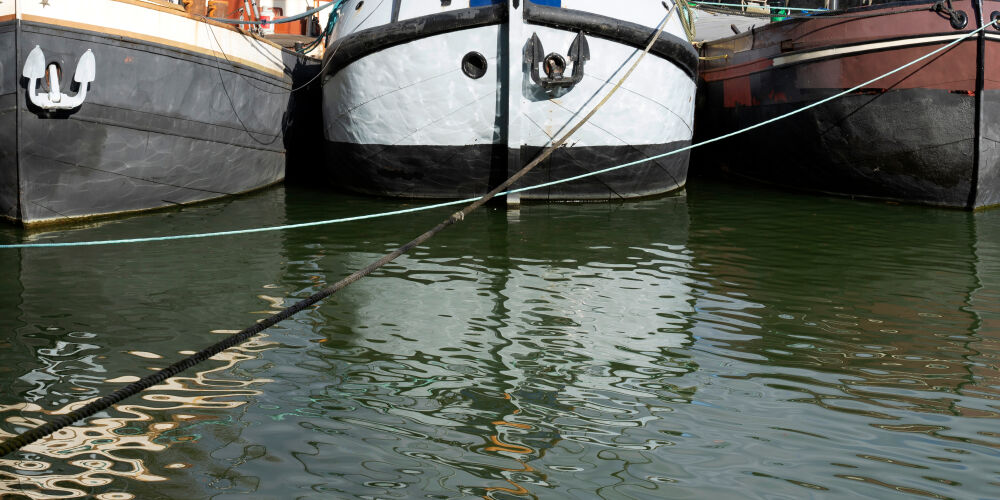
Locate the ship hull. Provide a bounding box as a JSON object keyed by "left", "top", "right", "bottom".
{"left": 321, "top": 1, "right": 697, "bottom": 201}
{"left": 697, "top": 0, "right": 1000, "bottom": 209}
{"left": 2, "top": 1, "right": 295, "bottom": 225}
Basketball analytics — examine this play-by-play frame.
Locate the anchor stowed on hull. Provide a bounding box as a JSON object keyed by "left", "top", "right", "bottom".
{"left": 22, "top": 45, "right": 95, "bottom": 111}
{"left": 320, "top": 0, "right": 699, "bottom": 202}
{"left": 1, "top": 0, "right": 295, "bottom": 226}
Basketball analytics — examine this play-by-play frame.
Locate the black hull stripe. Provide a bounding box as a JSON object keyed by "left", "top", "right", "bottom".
{"left": 692, "top": 87, "right": 978, "bottom": 208}
{"left": 324, "top": 141, "right": 690, "bottom": 200}
{"left": 523, "top": 4, "right": 698, "bottom": 81}
{"left": 321, "top": 4, "right": 697, "bottom": 81}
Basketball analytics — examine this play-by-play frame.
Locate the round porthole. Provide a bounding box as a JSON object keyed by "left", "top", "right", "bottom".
{"left": 462, "top": 52, "right": 487, "bottom": 80}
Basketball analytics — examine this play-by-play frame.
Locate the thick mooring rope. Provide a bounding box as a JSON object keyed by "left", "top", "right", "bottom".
{"left": 0, "top": 4, "right": 677, "bottom": 458}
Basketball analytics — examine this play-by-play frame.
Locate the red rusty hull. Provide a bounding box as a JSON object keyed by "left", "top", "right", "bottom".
{"left": 697, "top": 0, "right": 1000, "bottom": 208}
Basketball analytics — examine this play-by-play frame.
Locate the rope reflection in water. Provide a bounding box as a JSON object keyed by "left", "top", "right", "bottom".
{"left": 0, "top": 334, "right": 278, "bottom": 499}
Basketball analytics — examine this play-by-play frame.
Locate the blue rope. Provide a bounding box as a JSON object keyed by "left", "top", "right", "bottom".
{"left": 0, "top": 24, "right": 990, "bottom": 250}
{"left": 0, "top": 198, "right": 477, "bottom": 248}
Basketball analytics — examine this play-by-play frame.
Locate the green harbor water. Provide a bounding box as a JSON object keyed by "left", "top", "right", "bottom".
{"left": 0, "top": 177, "right": 998, "bottom": 499}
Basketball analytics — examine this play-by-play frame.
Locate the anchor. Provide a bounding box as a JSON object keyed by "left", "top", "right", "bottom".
{"left": 22, "top": 45, "right": 96, "bottom": 111}
{"left": 525, "top": 31, "right": 590, "bottom": 90}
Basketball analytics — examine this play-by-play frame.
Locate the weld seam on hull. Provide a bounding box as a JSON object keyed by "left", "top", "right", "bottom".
{"left": 25, "top": 153, "right": 247, "bottom": 196}
{"left": 68, "top": 107, "right": 284, "bottom": 154}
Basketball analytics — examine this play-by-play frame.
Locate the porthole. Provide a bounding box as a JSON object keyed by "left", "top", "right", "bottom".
{"left": 462, "top": 51, "right": 488, "bottom": 80}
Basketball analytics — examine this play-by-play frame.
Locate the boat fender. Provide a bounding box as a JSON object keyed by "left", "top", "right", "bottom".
{"left": 22, "top": 46, "right": 96, "bottom": 111}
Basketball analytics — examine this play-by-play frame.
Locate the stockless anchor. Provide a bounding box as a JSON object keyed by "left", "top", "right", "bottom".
{"left": 22, "top": 45, "right": 96, "bottom": 111}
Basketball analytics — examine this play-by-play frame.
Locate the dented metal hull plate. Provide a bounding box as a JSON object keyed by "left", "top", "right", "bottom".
{"left": 320, "top": 0, "right": 697, "bottom": 200}
{"left": 1, "top": 1, "right": 296, "bottom": 226}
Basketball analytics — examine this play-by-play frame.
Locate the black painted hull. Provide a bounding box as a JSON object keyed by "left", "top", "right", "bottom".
{"left": 695, "top": 0, "right": 1000, "bottom": 209}
{"left": 2, "top": 18, "right": 296, "bottom": 226}
{"left": 696, "top": 87, "right": 976, "bottom": 207}
{"left": 326, "top": 141, "right": 690, "bottom": 200}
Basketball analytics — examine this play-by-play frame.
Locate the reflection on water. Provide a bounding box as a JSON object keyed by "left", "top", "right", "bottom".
{"left": 0, "top": 180, "right": 998, "bottom": 498}
{"left": 0, "top": 335, "right": 275, "bottom": 499}
{"left": 685, "top": 183, "right": 1000, "bottom": 497}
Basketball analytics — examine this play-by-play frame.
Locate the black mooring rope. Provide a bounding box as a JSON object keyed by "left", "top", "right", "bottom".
{"left": 0, "top": 4, "right": 674, "bottom": 459}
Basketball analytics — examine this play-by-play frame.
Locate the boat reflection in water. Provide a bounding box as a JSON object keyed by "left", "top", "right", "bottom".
{"left": 0, "top": 188, "right": 697, "bottom": 498}
{"left": 0, "top": 188, "right": 290, "bottom": 499}
{"left": 282, "top": 194, "right": 698, "bottom": 497}
{"left": 682, "top": 182, "right": 1000, "bottom": 496}
{"left": 3, "top": 179, "right": 995, "bottom": 498}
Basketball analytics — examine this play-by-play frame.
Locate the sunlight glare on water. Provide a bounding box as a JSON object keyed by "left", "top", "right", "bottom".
{"left": 0, "top": 179, "right": 998, "bottom": 499}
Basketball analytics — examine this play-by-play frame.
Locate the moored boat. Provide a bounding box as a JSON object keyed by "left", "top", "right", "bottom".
{"left": 696, "top": 0, "right": 1000, "bottom": 209}
{"left": 320, "top": 0, "right": 698, "bottom": 201}
{"left": 1, "top": 0, "right": 313, "bottom": 226}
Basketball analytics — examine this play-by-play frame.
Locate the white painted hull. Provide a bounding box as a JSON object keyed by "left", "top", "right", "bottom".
{"left": 321, "top": 0, "right": 697, "bottom": 200}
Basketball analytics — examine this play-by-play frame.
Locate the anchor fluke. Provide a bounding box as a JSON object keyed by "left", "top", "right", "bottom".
{"left": 22, "top": 45, "right": 46, "bottom": 80}
{"left": 74, "top": 49, "right": 96, "bottom": 84}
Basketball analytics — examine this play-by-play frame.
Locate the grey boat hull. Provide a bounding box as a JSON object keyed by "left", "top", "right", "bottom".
{"left": 2, "top": 16, "right": 297, "bottom": 225}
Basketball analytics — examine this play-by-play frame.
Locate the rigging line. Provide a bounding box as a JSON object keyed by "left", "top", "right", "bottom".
{"left": 0, "top": 4, "right": 677, "bottom": 458}
{"left": 0, "top": 16, "right": 989, "bottom": 250}
{"left": 205, "top": 21, "right": 283, "bottom": 146}
{"left": 197, "top": 0, "right": 348, "bottom": 95}
{"left": 200, "top": 0, "right": 385, "bottom": 96}
{"left": 201, "top": 19, "right": 293, "bottom": 96}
